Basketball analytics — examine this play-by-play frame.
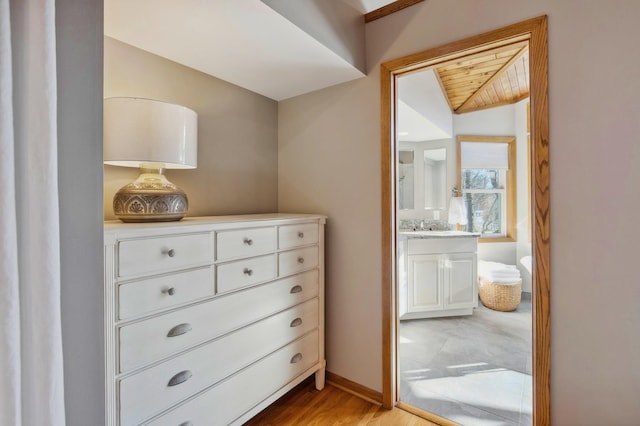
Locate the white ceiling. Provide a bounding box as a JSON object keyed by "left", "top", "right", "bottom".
{"left": 397, "top": 69, "right": 453, "bottom": 142}
{"left": 104, "top": 1, "right": 450, "bottom": 142}
{"left": 104, "top": 0, "right": 397, "bottom": 101}
{"left": 397, "top": 100, "right": 451, "bottom": 142}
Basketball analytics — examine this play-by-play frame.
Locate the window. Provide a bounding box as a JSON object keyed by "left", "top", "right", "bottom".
{"left": 457, "top": 136, "right": 516, "bottom": 242}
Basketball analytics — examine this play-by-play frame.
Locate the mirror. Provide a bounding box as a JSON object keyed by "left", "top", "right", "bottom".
{"left": 398, "top": 145, "right": 447, "bottom": 213}
{"left": 423, "top": 147, "right": 446, "bottom": 210}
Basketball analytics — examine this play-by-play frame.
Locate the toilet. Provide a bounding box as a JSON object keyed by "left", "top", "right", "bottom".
{"left": 477, "top": 261, "right": 522, "bottom": 312}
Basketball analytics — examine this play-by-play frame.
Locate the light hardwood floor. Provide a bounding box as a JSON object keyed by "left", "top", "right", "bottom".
{"left": 244, "top": 379, "right": 438, "bottom": 425}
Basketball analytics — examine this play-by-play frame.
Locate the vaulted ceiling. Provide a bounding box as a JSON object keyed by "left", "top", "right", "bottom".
{"left": 434, "top": 41, "right": 530, "bottom": 114}
{"left": 396, "top": 39, "right": 531, "bottom": 142}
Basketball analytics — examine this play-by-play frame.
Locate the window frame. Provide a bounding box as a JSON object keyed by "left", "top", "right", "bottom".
{"left": 456, "top": 135, "right": 517, "bottom": 243}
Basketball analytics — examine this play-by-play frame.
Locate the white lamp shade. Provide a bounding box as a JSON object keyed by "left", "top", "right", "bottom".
{"left": 104, "top": 97, "right": 197, "bottom": 169}
{"left": 448, "top": 197, "right": 468, "bottom": 225}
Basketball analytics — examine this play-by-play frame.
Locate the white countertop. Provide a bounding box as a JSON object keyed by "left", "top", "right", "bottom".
{"left": 399, "top": 230, "right": 480, "bottom": 239}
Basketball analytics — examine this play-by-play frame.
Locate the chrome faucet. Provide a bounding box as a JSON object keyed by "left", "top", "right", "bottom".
{"left": 418, "top": 220, "right": 437, "bottom": 231}
{"left": 419, "top": 220, "right": 434, "bottom": 231}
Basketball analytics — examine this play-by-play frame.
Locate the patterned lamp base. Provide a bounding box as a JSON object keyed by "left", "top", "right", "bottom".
{"left": 113, "top": 168, "right": 188, "bottom": 222}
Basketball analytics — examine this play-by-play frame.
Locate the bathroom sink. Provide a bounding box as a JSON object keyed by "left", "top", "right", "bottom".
{"left": 399, "top": 230, "right": 480, "bottom": 238}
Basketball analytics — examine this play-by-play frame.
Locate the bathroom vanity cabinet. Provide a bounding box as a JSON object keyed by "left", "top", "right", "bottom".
{"left": 399, "top": 232, "right": 478, "bottom": 320}
{"left": 104, "top": 214, "right": 325, "bottom": 426}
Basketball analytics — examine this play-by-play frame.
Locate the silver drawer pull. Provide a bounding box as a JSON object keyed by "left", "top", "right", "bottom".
{"left": 167, "top": 249, "right": 176, "bottom": 258}
{"left": 297, "top": 257, "right": 304, "bottom": 264}
{"left": 297, "top": 232, "right": 304, "bottom": 239}
{"left": 167, "top": 323, "right": 192, "bottom": 338}
{"left": 290, "top": 285, "right": 302, "bottom": 294}
{"left": 243, "top": 268, "right": 253, "bottom": 276}
{"left": 163, "top": 287, "right": 176, "bottom": 296}
{"left": 290, "top": 318, "right": 303, "bottom": 327}
{"left": 243, "top": 238, "right": 253, "bottom": 246}
{"left": 167, "top": 370, "right": 192, "bottom": 387}
{"left": 179, "top": 422, "right": 193, "bottom": 426}
{"left": 290, "top": 353, "right": 303, "bottom": 364}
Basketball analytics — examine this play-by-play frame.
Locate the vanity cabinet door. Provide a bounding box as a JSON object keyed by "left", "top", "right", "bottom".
{"left": 443, "top": 253, "right": 478, "bottom": 310}
{"left": 407, "top": 254, "right": 443, "bottom": 312}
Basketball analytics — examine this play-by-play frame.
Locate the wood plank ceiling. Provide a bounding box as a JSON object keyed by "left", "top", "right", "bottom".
{"left": 435, "top": 41, "right": 530, "bottom": 114}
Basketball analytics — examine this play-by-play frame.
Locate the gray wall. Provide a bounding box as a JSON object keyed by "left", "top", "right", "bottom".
{"left": 104, "top": 37, "right": 278, "bottom": 219}
{"left": 56, "top": 0, "right": 104, "bottom": 424}
{"left": 278, "top": 1, "right": 640, "bottom": 424}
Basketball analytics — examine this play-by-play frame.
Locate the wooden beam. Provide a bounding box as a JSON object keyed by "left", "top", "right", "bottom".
{"left": 365, "top": 0, "right": 424, "bottom": 23}
{"left": 455, "top": 92, "right": 531, "bottom": 114}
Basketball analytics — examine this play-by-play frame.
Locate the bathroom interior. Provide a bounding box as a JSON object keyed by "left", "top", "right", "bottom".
{"left": 395, "top": 57, "right": 533, "bottom": 426}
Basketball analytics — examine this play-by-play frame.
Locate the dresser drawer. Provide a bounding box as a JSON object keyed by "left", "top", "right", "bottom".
{"left": 279, "top": 246, "right": 319, "bottom": 277}
{"left": 216, "top": 227, "right": 276, "bottom": 261}
{"left": 119, "top": 270, "right": 319, "bottom": 372}
{"left": 118, "top": 267, "right": 214, "bottom": 320}
{"left": 216, "top": 254, "right": 276, "bottom": 293}
{"left": 118, "top": 233, "right": 211, "bottom": 278}
{"left": 120, "top": 299, "right": 318, "bottom": 425}
{"left": 146, "top": 330, "right": 319, "bottom": 426}
{"left": 278, "top": 223, "right": 319, "bottom": 249}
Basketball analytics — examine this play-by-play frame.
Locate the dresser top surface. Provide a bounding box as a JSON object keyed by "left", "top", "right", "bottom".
{"left": 105, "top": 213, "right": 326, "bottom": 235}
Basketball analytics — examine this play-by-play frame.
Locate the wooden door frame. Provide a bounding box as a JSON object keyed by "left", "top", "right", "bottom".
{"left": 380, "top": 16, "right": 550, "bottom": 424}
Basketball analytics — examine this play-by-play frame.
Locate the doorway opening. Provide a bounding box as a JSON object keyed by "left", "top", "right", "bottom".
{"left": 380, "top": 16, "right": 549, "bottom": 425}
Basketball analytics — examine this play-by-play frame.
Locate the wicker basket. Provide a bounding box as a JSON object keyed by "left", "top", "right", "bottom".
{"left": 479, "top": 278, "right": 522, "bottom": 312}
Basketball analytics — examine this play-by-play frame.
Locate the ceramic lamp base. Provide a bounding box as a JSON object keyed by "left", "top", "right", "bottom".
{"left": 113, "top": 167, "right": 188, "bottom": 223}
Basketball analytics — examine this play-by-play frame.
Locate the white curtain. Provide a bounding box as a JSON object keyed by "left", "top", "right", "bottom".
{"left": 0, "top": 0, "right": 66, "bottom": 425}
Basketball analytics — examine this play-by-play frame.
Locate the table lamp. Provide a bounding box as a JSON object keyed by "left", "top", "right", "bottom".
{"left": 104, "top": 97, "right": 197, "bottom": 222}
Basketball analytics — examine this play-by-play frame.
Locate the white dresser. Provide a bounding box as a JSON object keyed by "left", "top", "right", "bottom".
{"left": 104, "top": 214, "right": 326, "bottom": 426}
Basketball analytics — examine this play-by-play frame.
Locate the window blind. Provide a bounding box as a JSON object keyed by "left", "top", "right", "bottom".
{"left": 460, "top": 142, "right": 509, "bottom": 169}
